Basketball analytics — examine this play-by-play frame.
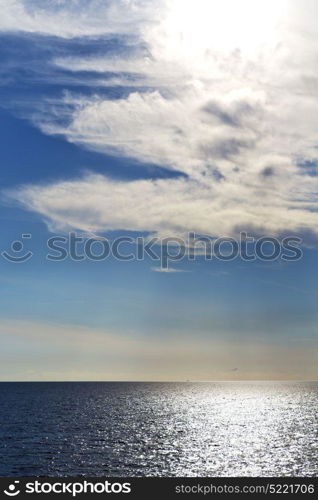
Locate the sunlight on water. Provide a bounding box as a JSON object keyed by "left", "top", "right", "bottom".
{"left": 0, "top": 382, "right": 317, "bottom": 476}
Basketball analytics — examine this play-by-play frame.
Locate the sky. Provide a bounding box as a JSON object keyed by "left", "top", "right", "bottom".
{"left": 0, "top": 0, "right": 318, "bottom": 381}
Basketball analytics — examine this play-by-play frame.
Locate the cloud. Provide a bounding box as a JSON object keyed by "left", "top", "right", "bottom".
{"left": 151, "top": 266, "right": 187, "bottom": 273}
{"left": 7, "top": 171, "right": 318, "bottom": 238}
{"left": 2, "top": 0, "right": 318, "bottom": 239}
{"left": 0, "top": 0, "right": 158, "bottom": 38}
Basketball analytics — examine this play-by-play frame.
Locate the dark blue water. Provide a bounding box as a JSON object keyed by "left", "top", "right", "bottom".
{"left": 0, "top": 382, "right": 317, "bottom": 477}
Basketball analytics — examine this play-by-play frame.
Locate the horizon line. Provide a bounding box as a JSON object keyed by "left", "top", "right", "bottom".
{"left": 0, "top": 379, "right": 317, "bottom": 383}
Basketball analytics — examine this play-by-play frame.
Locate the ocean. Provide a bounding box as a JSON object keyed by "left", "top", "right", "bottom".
{"left": 0, "top": 382, "right": 317, "bottom": 477}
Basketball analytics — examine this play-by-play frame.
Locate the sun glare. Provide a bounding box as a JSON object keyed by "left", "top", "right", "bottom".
{"left": 160, "top": 0, "right": 286, "bottom": 59}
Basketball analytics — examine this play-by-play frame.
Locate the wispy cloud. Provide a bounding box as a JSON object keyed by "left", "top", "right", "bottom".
{"left": 0, "top": 0, "right": 156, "bottom": 38}
{"left": 151, "top": 266, "right": 187, "bottom": 273}
{"left": 7, "top": 172, "right": 318, "bottom": 238}
{"left": 2, "top": 0, "right": 318, "bottom": 240}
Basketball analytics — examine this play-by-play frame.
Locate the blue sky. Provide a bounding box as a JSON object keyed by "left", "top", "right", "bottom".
{"left": 0, "top": 0, "right": 318, "bottom": 380}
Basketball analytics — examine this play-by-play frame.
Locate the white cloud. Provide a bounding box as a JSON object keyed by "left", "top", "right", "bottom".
{"left": 0, "top": 0, "right": 159, "bottom": 38}
{"left": 3, "top": 0, "right": 318, "bottom": 238}
{"left": 7, "top": 170, "right": 318, "bottom": 238}
{"left": 151, "top": 266, "right": 187, "bottom": 273}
